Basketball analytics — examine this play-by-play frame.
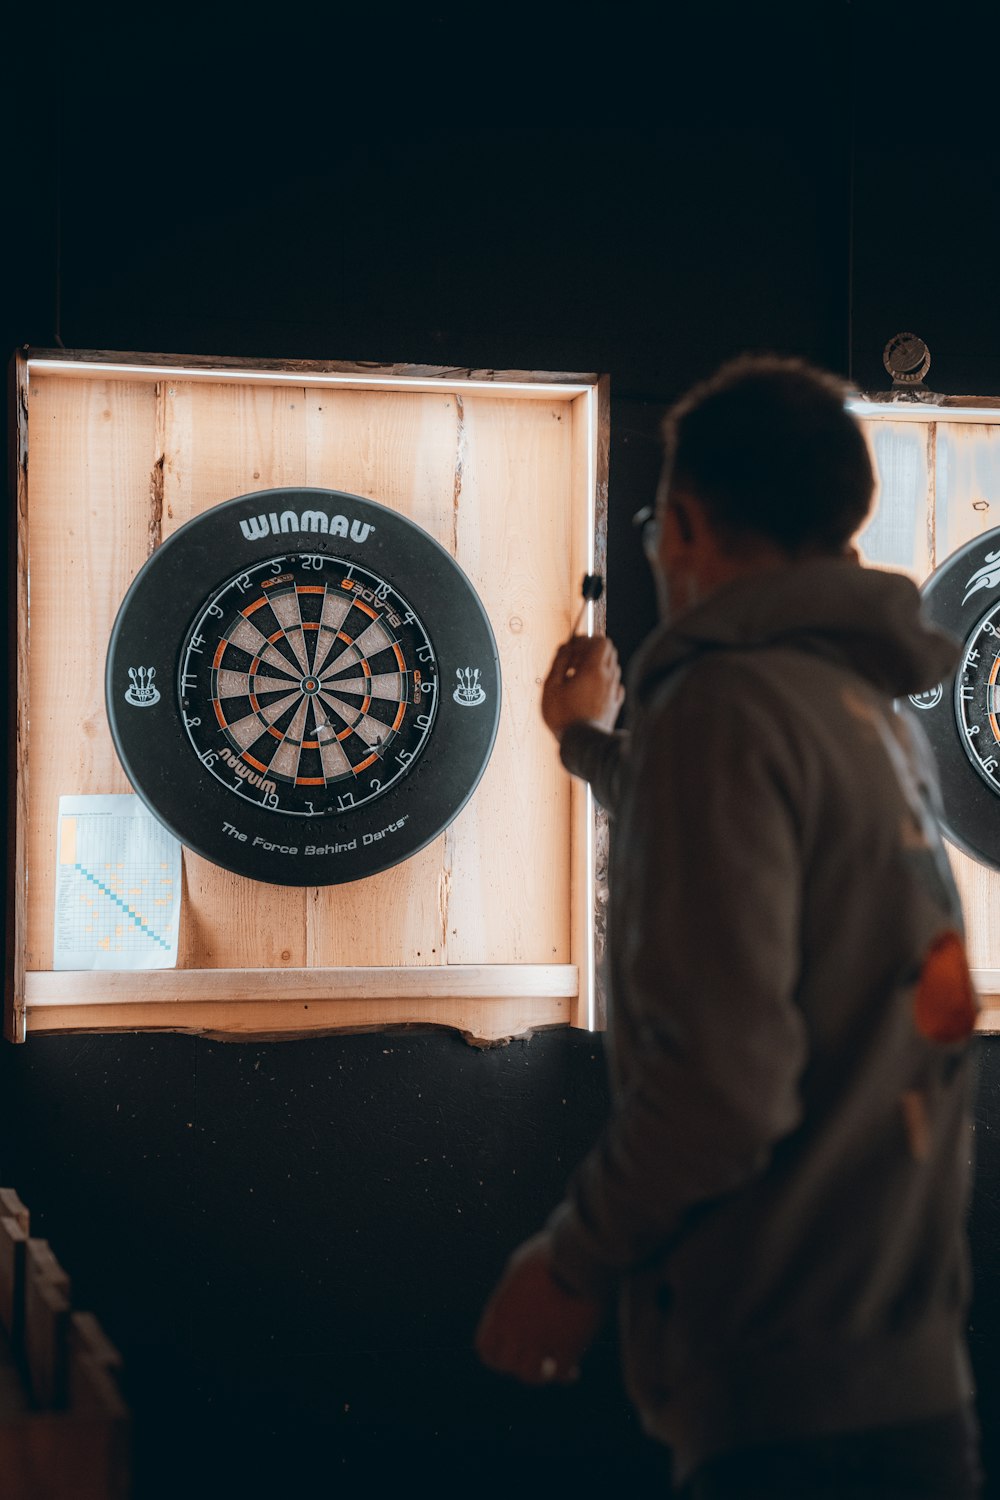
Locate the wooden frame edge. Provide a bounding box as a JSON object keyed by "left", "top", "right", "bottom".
{"left": 568, "top": 379, "right": 610, "bottom": 1032}
{"left": 25, "top": 347, "right": 600, "bottom": 391}
{"left": 592, "top": 375, "right": 611, "bottom": 1031}
{"left": 5, "top": 350, "right": 28, "bottom": 1044}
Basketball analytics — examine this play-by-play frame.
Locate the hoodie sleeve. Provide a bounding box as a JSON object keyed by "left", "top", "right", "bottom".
{"left": 558, "top": 723, "right": 628, "bottom": 816}
{"left": 548, "top": 664, "right": 809, "bottom": 1299}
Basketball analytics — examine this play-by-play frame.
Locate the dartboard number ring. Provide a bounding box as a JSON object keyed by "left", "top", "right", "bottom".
{"left": 911, "top": 527, "right": 1000, "bottom": 870}
{"left": 106, "top": 488, "right": 501, "bottom": 885}
{"left": 180, "top": 556, "right": 438, "bottom": 817}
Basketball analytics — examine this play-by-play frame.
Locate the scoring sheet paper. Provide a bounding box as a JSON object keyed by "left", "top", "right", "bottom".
{"left": 52, "top": 795, "right": 181, "bottom": 970}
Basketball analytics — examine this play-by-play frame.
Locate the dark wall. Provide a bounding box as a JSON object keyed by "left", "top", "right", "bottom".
{"left": 6, "top": 6, "right": 1000, "bottom": 1496}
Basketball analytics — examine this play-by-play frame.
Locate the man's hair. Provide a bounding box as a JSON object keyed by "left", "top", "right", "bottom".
{"left": 662, "top": 354, "right": 874, "bottom": 553}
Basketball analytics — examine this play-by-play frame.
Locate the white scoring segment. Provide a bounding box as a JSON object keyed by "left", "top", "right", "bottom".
{"left": 258, "top": 643, "right": 301, "bottom": 676}
{"left": 226, "top": 617, "right": 269, "bottom": 656}
{"left": 317, "top": 693, "right": 389, "bottom": 748}
{"left": 268, "top": 739, "right": 300, "bottom": 779}
{"left": 216, "top": 671, "right": 303, "bottom": 699}
{"left": 224, "top": 617, "right": 301, "bottom": 679}
{"left": 351, "top": 712, "right": 391, "bottom": 748}
{"left": 318, "top": 691, "right": 361, "bottom": 726}
{"left": 223, "top": 689, "right": 302, "bottom": 749}
{"left": 267, "top": 591, "right": 310, "bottom": 672}
{"left": 312, "top": 701, "right": 354, "bottom": 780}
{"left": 351, "top": 618, "right": 393, "bottom": 659}
{"left": 322, "top": 643, "right": 361, "bottom": 678}
{"left": 319, "top": 736, "right": 351, "bottom": 779}
{"left": 311, "top": 592, "right": 354, "bottom": 677}
{"left": 327, "top": 673, "right": 404, "bottom": 701}
{"left": 267, "top": 698, "right": 311, "bottom": 779}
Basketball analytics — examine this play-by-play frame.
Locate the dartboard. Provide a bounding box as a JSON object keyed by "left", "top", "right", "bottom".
{"left": 106, "top": 488, "right": 501, "bottom": 884}
{"left": 909, "top": 525, "right": 1000, "bottom": 870}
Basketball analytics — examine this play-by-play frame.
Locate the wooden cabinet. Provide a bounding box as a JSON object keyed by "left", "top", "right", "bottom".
{"left": 7, "top": 351, "right": 608, "bottom": 1043}
{"left": 855, "top": 395, "right": 1000, "bottom": 1029}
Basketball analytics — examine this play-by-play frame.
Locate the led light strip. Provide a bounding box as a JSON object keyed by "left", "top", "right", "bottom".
{"left": 848, "top": 398, "right": 1000, "bottom": 422}
{"left": 26, "top": 356, "right": 592, "bottom": 401}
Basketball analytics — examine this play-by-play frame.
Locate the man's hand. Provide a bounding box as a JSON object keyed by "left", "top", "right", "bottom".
{"left": 474, "top": 1231, "right": 606, "bottom": 1386}
{"left": 542, "top": 636, "right": 624, "bottom": 743}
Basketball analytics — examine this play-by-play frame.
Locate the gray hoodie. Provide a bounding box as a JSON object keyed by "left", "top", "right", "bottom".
{"left": 548, "top": 557, "right": 977, "bottom": 1482}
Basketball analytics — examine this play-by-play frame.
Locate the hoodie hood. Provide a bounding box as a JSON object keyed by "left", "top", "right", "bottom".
{"left": 629, "top": 557, "right": 959, "bottom": 704}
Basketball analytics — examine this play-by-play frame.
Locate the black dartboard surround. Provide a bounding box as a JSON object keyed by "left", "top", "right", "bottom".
{"left": 106, "top": 488, "right": 501, "bottom": 885}
{"left": 911, "top": 525, "right": 1000, "bottom": 871}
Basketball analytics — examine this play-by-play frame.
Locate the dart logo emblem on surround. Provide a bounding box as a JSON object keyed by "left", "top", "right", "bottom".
{"left": 125, "top": 666, "right": 160, "bottom": 707}
{"left": 453, "top": 668, "right": 487, "bottom": 707}
{"left": 962, "top": 549, "right": 1000, "bottom": 606}
{"left": 909, "top": 685, "right": 943, "bottom": 711}
{"left": 106, "top": 488, "right": 501, "bottom": 886}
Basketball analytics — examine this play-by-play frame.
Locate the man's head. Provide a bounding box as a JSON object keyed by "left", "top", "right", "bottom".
{"left": 660, "top": 353, "right": 874, "bottom": 554}
{"left": 651, "top": 355, "right": 874, "bottom": 619}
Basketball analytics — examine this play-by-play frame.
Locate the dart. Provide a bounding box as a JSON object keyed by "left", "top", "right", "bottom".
{"left": 564, "top": 573, "right": 605, "bottom": 678}
{"left": 570, "top": 572, "right": 604, "bottom": 635}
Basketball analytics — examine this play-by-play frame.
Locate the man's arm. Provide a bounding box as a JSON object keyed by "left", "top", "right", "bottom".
{"left": 541, "top": 635, "right": 626, "bottom": 814}
{"left": 548, "top": 668, "right": 808, "bottom": 1296}
{"left": 475, "top": 633, "right": 625, "bottom": 1384}
{"left": 477, "top": 665, "right": 809, "bottom": 1380}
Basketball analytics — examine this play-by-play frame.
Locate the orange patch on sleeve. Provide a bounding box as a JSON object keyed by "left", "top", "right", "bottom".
{"left": 913, "top": 931, "right": 979, "bottom": 1044}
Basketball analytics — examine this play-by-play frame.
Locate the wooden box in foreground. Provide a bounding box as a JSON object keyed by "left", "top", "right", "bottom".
{"left": 7, "top": 351, "right": 609, "bottom": 1043}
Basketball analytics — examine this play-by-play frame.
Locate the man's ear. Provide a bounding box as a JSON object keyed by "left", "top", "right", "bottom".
{"left": 670, "top": 495, "right": 696, "bottom": 546}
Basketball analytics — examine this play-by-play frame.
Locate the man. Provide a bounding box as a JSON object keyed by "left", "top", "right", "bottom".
{"left": 475, "top": 355, "right": 983, "bottom": 1498}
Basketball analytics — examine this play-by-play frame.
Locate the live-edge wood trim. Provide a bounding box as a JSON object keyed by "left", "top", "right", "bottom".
{"left": 25, "top": 995, "right": 572, "bottom": 1047}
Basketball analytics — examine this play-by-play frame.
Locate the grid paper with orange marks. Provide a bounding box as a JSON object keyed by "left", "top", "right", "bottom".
{"left": 52, "top": 795, "right": 181, "bottom": 970}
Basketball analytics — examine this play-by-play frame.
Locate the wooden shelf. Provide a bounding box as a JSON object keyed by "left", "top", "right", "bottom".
{"left": 24, "top": 963, "right": 576, "bottom": 1006}
{"left": 23, "top": 965, "right": 576, "bottom": 1043}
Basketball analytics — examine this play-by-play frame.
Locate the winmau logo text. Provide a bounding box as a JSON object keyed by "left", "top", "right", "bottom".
{"left": 239, "top": 509, "right": 375, "bottom": 543}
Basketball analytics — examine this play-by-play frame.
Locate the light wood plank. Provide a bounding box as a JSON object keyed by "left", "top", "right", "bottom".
{"left": 24, "top": 964, "right": 577, "bottom": 1003}
{"left": 302, "top": 388, "right": 458, "bottom": 965}
{"left": 447, "top": 396, "right": 574, "bottom": 964}
{"left": 569, "top": 386, "right": 602, "bottom": 1027}
{"left": 25, "top": 377, "right": 158, "bottom": 973}
{"left": 856, "top": 419, "right": 934, "bottom": 579}
{"left": 162, "top": 381, "right": 310, "bottom": 969}
{"left": 947, "top": 844, "right": 1000, "bottom": 972}
{"left": 935, "top": 421, "right": 1000, "bottom": 563}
